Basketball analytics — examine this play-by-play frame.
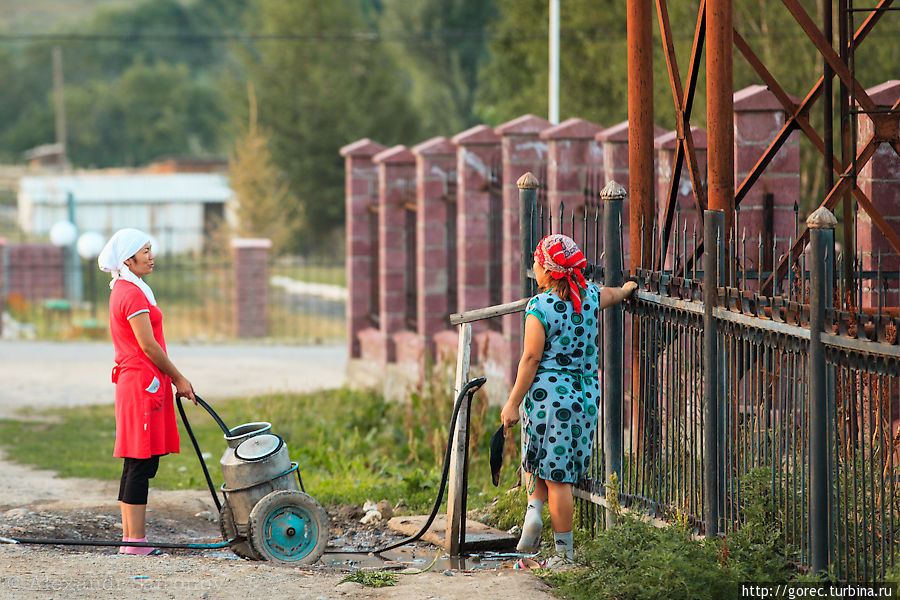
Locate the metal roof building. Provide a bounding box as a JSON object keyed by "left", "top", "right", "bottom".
{"left": 18, "top": 172, "right": 233, "bottom": 254}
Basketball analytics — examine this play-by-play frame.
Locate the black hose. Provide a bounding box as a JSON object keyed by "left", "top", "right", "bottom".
{"left": 1, "top": 537, "right": 231, "bottom": 550}
{"left": 176, "top": 394, "right": 227, "bottom": 513}
{"left": 366, "top": 376, "right": 486, "bottom": 555}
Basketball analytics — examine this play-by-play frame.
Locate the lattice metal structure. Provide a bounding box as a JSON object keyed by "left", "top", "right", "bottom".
{"left": 630, "top": 0, "right": 900, "bottom": 297}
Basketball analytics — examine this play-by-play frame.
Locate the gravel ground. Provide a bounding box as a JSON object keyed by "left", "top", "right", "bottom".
{"left": 0, "top": 340, "right": 555, "bottom": 600}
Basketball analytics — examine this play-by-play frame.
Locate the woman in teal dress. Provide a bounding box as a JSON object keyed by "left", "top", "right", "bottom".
{"left": 500, "top": 234, "right": 636, "bottom": 561}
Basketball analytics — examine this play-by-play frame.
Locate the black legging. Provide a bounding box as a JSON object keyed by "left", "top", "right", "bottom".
{"left": 118, "top": 456, "right": 160, "bottom": 505}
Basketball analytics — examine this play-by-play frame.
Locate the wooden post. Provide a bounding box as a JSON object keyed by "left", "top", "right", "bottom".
{"left": 446, "top": 322, "right": 472, "bottom": 554}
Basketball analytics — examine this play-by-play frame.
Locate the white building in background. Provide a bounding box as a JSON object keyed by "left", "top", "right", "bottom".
{"left": 17, "top": 172, "right": 233, "bottom": 254}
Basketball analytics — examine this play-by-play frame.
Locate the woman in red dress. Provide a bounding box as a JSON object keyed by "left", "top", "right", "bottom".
{"left": 98, "top": 228, "right": 196, "bottom": 555}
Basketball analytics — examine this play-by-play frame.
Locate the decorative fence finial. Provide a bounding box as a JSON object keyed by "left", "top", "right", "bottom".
{"left": 806, "top": 207, "right": 837, "bottom": 229}
{"left": 600, "top": 180, "right": 627, "bottom": 201}
{"left": 517, "top": 172, "right": 539, "bottom": 189}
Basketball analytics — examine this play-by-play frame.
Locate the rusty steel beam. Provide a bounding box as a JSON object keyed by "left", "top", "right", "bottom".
{"left": 733, "top": 31, "right": 842, "bottom": 206}
{"left": 706, "top": 0, "right": 734, "bottom": 225}
{"left": 764, "top": 139, "right": 890, "bottom": 293}
{"left": 662, "top": 0, "right": 895, "bottom": 295}
{"left": 656, "top": 0, "right": 707, "bottom": 270}
{"left": 839, "top": 0, "right": 853, "bottom": 303}
{"left": 781, "top": 0, "right": 878, "bottom": 113}
{"left": 824, "top": 0, "right": 834, "bottom": 193}
{"left": 628, "top": 0, "right": 655, "bottom": 271}
{"left": 731, "top": 0, "right": 894, "bottom": 208}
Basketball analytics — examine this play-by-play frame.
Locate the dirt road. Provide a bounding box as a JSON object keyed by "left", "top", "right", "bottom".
{"left": 0, "top": 340, "right": 348, "bottom": 416}
{"left": 0, "top": 341, "right": 556, "bottom": 599}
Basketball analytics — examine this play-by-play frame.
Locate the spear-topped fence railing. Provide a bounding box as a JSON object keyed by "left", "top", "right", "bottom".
{"left": 518, "top": 175, "right": 900, "bottom": 582}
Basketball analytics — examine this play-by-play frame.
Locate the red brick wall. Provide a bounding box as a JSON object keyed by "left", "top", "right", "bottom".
{"left": 655, "top": 126, "right": 707, "bottom": 271}
{"left": 857, "top": 81, "right": 900, "bottom": 307}
{"left": 495, "top": 115, "right": 552, "bottom": 386}
{"left": 543, "top": 118, "right": 604, "bottom": 255}
{"left": 4, "top": 243, "right": 65, "bottom": 302}
{"left": 733, "top": 85, "right": 801, "bottom": 293}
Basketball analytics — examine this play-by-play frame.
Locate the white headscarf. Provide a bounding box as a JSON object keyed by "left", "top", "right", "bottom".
{"left": 97, "top": 228, "right": 157, "bottom": 306}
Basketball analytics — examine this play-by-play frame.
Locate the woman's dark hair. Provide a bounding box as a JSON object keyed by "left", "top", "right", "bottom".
{"left": 545, "top": 276, "right": 582, "bottom": 304}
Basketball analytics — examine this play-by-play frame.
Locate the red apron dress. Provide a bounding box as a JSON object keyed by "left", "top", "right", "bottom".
{"left": 109, "top": 280, "right": 180, "bottom": 459}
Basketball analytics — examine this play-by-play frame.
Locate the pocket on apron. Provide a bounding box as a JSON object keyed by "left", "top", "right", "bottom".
{"left": 145, "top": 376, "right": 161, "bottom": 394}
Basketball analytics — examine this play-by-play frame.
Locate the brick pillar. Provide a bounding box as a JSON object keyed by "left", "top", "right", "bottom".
{"left": 655, "top": 126, "right": 707, "bottom": 270}
{"left": 598, "top": 121, "right": 664, "bottom": 272}
{"left": 452, "top": 124, "right": 502, "bottom": 334}
{"left": 411, "top": 137, "right": 458, "bottom": 357}
{"left": 7, "top": 243, "right": 65, "bottom": 300}
{"left": 495, "top": 114, "right": 552, "bottom": 385}
{"left": 372, "top": 145, "right": 416, "bottom": 366}
{"left": 857, "top": 80, "right": 900, "bottom": 308}
{"left": 449, "top": 125, "right": 503, "bottom": 400}
{"left": 340, "top": 138, "right": 385, "bottom": 359}
{"left": 542, "top": 117, "right": 604, "bottom": 259}
{"left": 733, "top": 84, "right": 801, "bottom": 292}
{"left": 231, "top": 238, "right": 271, "bottom": 338}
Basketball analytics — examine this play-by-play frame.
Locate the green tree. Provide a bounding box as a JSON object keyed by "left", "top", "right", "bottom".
{"left": 475, "top": 0, "right": 702, "bottom": 130}
{"left": 228, "top": 85, "right": 292, "bottom": 249}
{"left": 63, "top": 60, "right": 227, "bottom": 167}
{"left": 476, "top": 0, "right": 631, "bottom": 127}
{"left": 0, "top": 0, "right": 244, "bottom": 165}
{"left": 240, "top": 0, "right": 423, "bottom": 251}
{"left": 378, "top": 0, "right": 497, "bottom": 135}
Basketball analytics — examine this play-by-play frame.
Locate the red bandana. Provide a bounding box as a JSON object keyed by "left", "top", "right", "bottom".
{"left": 534, "top": 234, "right": 588, "bottom": 313}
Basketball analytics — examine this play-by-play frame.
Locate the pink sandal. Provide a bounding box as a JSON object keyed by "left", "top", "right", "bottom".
{"left": 514, "top": 557, "right": 545, "bottom": 570}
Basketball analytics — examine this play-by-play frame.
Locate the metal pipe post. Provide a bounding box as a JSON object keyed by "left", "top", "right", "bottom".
{"left": 706, "top": 0, "right": 734, "bottom": 226}
{"left": 66, "top": 191, "right": 83, "bottom": 302}
{"left": 703, "top": 210, "right": 724, "bottom": 537}
{"left": 823, "top": 0, "right": 834, "bottom": 193}
{"left": 627, "top": 0, "right": 654, "bottom": 272}
{"left": 602, "top": 181, "right": 626, "bottom": 527}
{"left": 446, "top": 322, "right": 472, "bottom": 555}
{"left": 518, "top": 172, "right": 540, "bottom": 298}
{"left": 549, "top": 0, "right": 560, "bottom": 125}
{"left": 808, "top": 207, "right": 837, "bottom": 573}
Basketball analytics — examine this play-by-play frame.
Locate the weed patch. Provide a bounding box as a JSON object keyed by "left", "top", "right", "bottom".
{"left": 521, "top": 468, "right": 802, "bottom": 600}
{"left": 338, "top": 570, "right": 397, "bottom": 587}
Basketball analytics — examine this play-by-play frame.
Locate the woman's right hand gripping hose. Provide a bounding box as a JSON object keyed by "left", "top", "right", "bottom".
{"left": 173, "top": 375, "right": 197, "bottom": 405}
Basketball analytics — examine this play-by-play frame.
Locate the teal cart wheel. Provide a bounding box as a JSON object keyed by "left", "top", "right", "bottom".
{"left": 248, "top": 490, "right": 329, "bottom": 565}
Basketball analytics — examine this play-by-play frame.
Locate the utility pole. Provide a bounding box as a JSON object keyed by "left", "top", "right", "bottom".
{"left": 548, "top": 0, "right": 559, "bottom": 124}
{"left": 52, "top": 46, "right": 69, "bottom": 171}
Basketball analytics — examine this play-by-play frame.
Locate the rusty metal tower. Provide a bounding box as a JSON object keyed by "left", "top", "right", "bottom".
{"left": 627, "top": 0, "right": 900, "bottom": 295}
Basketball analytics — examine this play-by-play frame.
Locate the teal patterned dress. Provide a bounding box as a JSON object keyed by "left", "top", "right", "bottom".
{"left": 521, "top": 283, "right": 601, "bottom": 484}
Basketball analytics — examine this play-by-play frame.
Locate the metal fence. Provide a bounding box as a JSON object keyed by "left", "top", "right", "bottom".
{"left": 519, "top": 182, "right": 900, "bottom": 581}
{"left": 2, "top": 250, "right": 346, "bottom": 344}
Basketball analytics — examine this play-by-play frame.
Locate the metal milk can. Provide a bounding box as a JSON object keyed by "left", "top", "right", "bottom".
{"left": 217, "top": 422, "right": 328, "bottom": 564}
